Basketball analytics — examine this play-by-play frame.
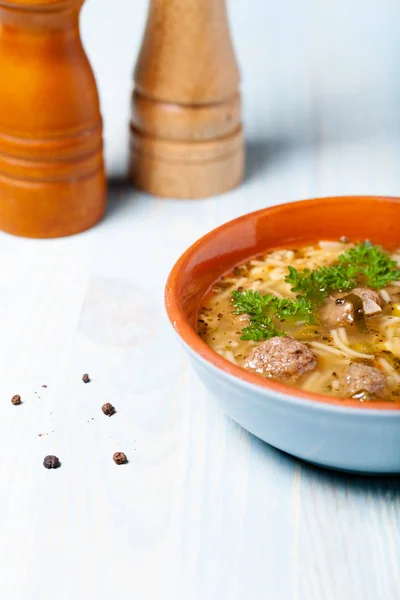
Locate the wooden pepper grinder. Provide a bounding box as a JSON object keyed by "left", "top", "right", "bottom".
{"left": 0, "top": 0, "right": 106, "bottom": 238}
{"left": 130, "top": 0, "right": 244, "bottom": 199}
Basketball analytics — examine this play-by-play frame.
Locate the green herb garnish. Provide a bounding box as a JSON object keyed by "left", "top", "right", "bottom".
{"left": 338, "top": 240, "right": 400, "bottom": 289}
{"left": 285, "top": 241, "right": 400, "bottom": 300}
{"left": 285, "top": 264, "right": 355, "bottom": 303}
{"left": 240, "top": 317, "right": 284, "bottom": 342}
{"left": 232, "top": 290, "right": 316, "bottom": 341}
{"left": 232, "top": 242, "right": 400, "bottom": 342}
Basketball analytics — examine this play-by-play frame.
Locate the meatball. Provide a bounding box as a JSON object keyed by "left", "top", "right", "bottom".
{"left": 321, "top": 287, "right": 382, "bottom": 328}
{"left": 340, "top": 363, "right": 386, "bottom": 399}
{"left": 244, "top": 336, "right": 317, "bottom": 381}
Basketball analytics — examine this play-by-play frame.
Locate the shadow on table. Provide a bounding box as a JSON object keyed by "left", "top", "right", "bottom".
{"left": 106, "top": 176, "right": 135, "bottom": 218}
{"left": 300, "top": 455, "right": 400, "bottom": 491}
{"left": 244, "top": 138, "right": 282, "bottom": 183}
{"left": 251, "top": 434, "right": 400, "bottom": 498}
{"left": 105, "top": 138, "right": 292, "bottom": 200}
{"left": 244, "top": 137, "right": 308, "bottom": 184}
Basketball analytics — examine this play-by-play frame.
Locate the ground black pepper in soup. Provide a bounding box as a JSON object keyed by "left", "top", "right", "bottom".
{"left": 198, "top": 240, "right": 400, "bottom": 401}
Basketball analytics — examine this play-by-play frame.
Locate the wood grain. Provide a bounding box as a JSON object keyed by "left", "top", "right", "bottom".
{"left": 0, "top": 0, "right": 106, "bottom": 238}
{"left": 130, "top": 0, "right": 244, "bottom": 199}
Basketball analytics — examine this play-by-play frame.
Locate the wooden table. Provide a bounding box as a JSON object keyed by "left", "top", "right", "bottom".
{"left": 2, "top": 0, "right": 400, "bottom": 598}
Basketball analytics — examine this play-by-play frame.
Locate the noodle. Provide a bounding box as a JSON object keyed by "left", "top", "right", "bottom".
{"left": 330, "top": 329, "right": 374, "bottom": 359}
{"left": 319, "top": 241, "right": 347, "bottom": 251}
{"left": 250, "top": 260, "right": 268, "bottom": 266}
{"left": 258, "top": 287, "right": 284, "bottom": 298}
{"left": 380, "top": 316, "right": 400, "bottom": 327}
{"left": 222, "top": 350, "right": 237, "bottom": 364}
{"left": 310, "top": 341, "right": 346, "bottom": 357}
{"left": 380, "top": 289, "right": 391, "bottom": 303}
{"left": 337, "top": 327, "right": 349, "bottom": 345}
{"left": 268, "top": 268, "right": 286, "bottom": 281}
{"left": 377, "top": 358, "right": 400, "bottom": 383}
{"left": 385, "top": 338, "right": 400, "bottom": 357}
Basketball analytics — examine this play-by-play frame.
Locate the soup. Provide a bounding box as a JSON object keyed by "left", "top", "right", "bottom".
{"left": 198, "top": 240, "right": 400, "bottom": 402}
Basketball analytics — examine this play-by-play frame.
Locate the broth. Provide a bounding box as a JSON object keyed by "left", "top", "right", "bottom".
{"left": 198, "top": 240, "right": 400, "bottom": 402}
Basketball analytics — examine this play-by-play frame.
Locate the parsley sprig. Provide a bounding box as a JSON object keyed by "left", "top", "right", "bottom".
{"left": 285, "top": 241, "right": 400, "bottom": 301}
{"left": 231, "top": 242, "right": 400, "bottom": 342}
{"left": 232, "top": 290, "right": 316, "bottom": 341}
{"left": 338, "top": 241, "right": 400, "bottom": 289}
{"left": 285, "top": 264, "right": 355, "bottom": 303}
{"left": 240, "top": 316, "right": 284, "bottom": 342}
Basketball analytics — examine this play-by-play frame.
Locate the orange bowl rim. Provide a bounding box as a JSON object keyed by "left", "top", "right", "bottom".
{"left": 165, "top": 195, "right": 400, "bottom": 411}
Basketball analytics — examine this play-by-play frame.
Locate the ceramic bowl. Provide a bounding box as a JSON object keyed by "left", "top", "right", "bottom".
{"left": 165, "top": 196, "right": 400, "bottom": 474}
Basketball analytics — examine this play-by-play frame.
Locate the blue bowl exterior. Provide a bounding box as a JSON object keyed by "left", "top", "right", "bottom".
{"left": 183, "top": 342, "right": 400, "bottom": 474}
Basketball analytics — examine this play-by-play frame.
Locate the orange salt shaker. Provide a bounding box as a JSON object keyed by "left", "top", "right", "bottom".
{"left": 0, "top": 0, "right": 106, "bottom": 238}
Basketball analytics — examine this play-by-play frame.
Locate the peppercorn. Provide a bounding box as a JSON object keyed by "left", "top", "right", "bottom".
{"left": 113, "top": 452, "right": 127, "bottom": 465}
{"left": 82, "top": 373, "right": 90, "bottom": 383}
{"left": 11, "top": 394, "right": 21, "bottom": 405}
{"left": 43, "top": 455, "right": 60, "bottom": 469}
{"left": 102, "top": 402, "right": 115, "bottom": 416}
